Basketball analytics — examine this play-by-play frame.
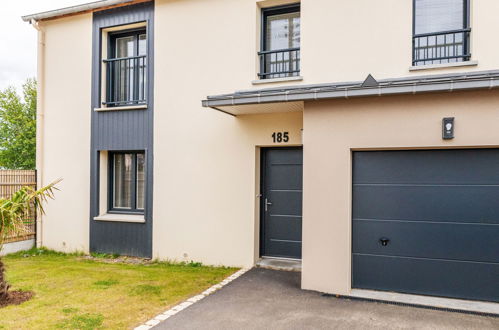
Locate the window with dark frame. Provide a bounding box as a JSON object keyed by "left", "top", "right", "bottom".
{"left": 259, "top": 4, "right": 301, "bottom": 79}
{"left": 109, "top": 151, "right": 145, "bottom": 214}
{"left": 413, "top": 0, "right": 470, "bottom": 66}
{"left": 103, "top": 28, "right": 147, "bottom": 107}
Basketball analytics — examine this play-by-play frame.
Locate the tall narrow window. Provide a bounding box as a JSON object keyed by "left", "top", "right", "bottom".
{"left": 104, "top": 29, "right": 147, "bottom": 107}
{"left": 413, "top": 0, "right": 470, "bottom": 66}
{"left": 259, "top": 4, "right": 300, "bottom": 79}
{"left": 110, "top": 152, "right": 145, "bottom": 213}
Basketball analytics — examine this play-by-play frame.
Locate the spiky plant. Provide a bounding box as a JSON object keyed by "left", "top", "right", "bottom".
{"left": 0, "top": 180, "right": 59, "bottom": 301}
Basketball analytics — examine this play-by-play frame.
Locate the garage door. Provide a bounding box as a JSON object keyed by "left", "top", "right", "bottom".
{"left": 352, "top": 149, "right": 499, "bottom": 302}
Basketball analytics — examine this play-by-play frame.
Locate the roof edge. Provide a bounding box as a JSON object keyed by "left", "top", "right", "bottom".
{"left": 21, "top": 0, "right": 141, "bottom": 22}
{"left": 202, "top": 69, "right": 499, "bottom": 108}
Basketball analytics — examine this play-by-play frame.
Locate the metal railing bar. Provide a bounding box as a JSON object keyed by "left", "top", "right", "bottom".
{"left": 103, "top": 55, "right": 147, "bottom": 62}
{"left": 413, "top": 54, "right": 471, "bottom": 63}
{"left": 102, "top": 100, "right": 147, "bottom": 105}
{"left": 258, "top": 70, "right": 301, "bottom": 77}
{"left": 414, "top": 28, "right": 471, "bottom": 38}
{"left": 258, "top": 47, "right": 300, "bottom": 55}
{"left": 415, "top": 42, "right": 464, "bottom": 50}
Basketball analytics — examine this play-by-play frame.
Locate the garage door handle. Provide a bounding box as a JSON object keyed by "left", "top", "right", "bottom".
{"left": 379, "top": 238, "right": 390, "bottom": 246}
{"left": 265, "top": 198, "right": 272, "bottom": 212}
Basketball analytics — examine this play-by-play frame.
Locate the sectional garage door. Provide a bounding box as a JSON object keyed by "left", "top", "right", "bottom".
{"left": 352, "top": 149, "right": 499, "bottom": 302}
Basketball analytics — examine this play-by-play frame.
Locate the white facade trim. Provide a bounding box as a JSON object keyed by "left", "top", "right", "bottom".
{"left": 409, "top": 60, "right": 479, "bottom": 72}
{"left": 252, "top": 76, "right": 303, "bottom": 85}
{"left": 93, "top": 213, "right": 145, "bottom": 223}
{"left": 94, "top": 105, "right": 148, "bottom": 112}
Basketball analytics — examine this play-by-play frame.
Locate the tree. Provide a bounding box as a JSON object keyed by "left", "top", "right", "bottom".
{"left": 0, "top": 180, "right": 59, "bottom": 302}
{"left": 0, "top": 79, "right": 37, "bottom": 169}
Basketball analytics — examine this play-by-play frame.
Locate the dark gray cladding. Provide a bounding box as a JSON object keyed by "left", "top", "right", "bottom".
{"left": 90, "top": 1, "right": 154, "bottom": 258}
{"left": 352, "top": 149, "right": 499, "bottom": 302}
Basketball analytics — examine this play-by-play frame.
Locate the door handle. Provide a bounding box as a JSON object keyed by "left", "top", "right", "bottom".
{"left": 265, "top": 198, "right": 272, "bottom": 212}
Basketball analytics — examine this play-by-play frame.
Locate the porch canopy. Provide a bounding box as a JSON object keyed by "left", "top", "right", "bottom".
{"left": 202, "top": 70, "right": 499, "bottom": 116}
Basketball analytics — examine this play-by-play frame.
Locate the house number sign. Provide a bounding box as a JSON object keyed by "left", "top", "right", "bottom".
{"left": 272, "top": 132, "right": 289, "bottom": 143}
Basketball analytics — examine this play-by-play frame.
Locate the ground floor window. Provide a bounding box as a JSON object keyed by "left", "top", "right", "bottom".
{"left": 109, "top": 151, "right": 145, "bottom": 213}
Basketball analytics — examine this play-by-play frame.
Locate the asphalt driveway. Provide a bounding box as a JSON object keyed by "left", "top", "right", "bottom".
{"left": 154, "top": 268, "right": 498, "bottom": 330}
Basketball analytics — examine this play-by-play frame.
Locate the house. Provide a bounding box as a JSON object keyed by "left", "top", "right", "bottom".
{"left": 22, "top": 0, "right": 498, "bottom": 308}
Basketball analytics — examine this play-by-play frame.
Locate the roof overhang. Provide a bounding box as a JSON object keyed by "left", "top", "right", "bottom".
{"left": 202, "top": 70, "right": 499, "bottom": 116}
{"left": 22, "top": 0, "right": 150, "bottom": 22}
{"left": 208, "top": 101, "right": 304, "bottom": 117}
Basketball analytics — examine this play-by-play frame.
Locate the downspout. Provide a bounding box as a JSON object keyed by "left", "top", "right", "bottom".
{"left": 31, "top": 19, "right": 45, "bottom": 248}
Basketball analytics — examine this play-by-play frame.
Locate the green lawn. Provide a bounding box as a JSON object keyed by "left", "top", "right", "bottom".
{"left": 0, "top": 249, "right": 237, "bottom": 329}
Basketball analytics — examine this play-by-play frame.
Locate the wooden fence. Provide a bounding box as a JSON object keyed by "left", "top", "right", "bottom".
{"left": 0, "top": 170, "right": 37, "bottom": 243}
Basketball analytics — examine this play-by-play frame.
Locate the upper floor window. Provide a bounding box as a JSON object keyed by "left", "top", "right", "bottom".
{"left": 259, "top": 4, "right": 301, "bottom": 79}
{"left": 103, "top": 29, "right": 147, "bottom": 107}
{"left": 413, "top": 0, "right": 470, "bottom": 66}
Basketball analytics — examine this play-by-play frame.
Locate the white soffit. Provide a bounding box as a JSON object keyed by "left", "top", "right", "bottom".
{"left": 211, "top": 101, "right": 304, "bottom": 116}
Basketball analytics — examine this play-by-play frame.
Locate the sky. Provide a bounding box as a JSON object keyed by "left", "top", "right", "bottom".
{"left": 0, "top": 0, "right": 89, "bottom": 92}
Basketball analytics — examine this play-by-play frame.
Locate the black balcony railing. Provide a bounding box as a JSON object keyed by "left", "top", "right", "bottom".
{"left": 258, "top": 47, "right": 300, "bottom": 79}
{"left": 103, "top": 55, "right": 147, "bottom": 107}
{"left": 413, "top": 28, "right": 471, "bottom": 66}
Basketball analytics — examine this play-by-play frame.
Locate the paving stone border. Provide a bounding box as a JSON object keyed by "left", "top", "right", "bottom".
{"left": 134, "top": 267, "right": 251, "bottom": 330}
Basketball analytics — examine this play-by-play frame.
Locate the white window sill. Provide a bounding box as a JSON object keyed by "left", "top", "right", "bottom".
{"left": 94, "top": 104, "right": 148, "bottom": 112}
{"left": 252, "top": 76, "right": 303, "bottom": 85}
{"left": 93, "top": 213, "right": 145, "bottom": 223}
{"left": 409, "top": 60, "right": 478, "bottom": 72}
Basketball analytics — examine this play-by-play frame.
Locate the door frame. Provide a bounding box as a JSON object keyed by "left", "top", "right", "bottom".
{"left": 259, "top": 146, "right": 303, "bottom": 259}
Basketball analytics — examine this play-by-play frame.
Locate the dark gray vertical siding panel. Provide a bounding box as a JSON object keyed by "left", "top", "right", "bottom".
{"left": 90, "top": 2, "right": 154, "bottom": 258}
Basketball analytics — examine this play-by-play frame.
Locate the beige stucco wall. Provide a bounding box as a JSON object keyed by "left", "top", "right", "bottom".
{"left": 300, "top": 0, "right": 499, "bottom": 83}
{"left": 302, "top": 90, "right": 499, "bottom": 294}
{"left": 37, "top": 14, "right": 92, "bottom": 253}
{"left": 150, "top": 0, "right": 499, "bottom": 97}
{"left": 152, "top": 82, "right": 302, "bottom": 266}
{"left": 153, "top": 0, "right": 304, "bottom": 267}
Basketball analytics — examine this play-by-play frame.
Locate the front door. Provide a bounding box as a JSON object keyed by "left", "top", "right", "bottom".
{"left": 261, "top": 147, "right": 303, "bottom": 259}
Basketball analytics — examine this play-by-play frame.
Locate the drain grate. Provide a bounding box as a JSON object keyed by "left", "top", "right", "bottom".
{"left": 322, "top": 294, "right": 499, "bottom": 318}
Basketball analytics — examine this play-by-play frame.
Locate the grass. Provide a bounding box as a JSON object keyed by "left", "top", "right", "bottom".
{"left": 0, "top": 248, "right": 237, "bottom": 329}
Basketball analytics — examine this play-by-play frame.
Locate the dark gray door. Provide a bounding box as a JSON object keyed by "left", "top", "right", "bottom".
{"left": 352, "top": 149, "right": 499, "bottom": 302}
{"left": 261, "top": 147, "right": 303, "bottom": 259}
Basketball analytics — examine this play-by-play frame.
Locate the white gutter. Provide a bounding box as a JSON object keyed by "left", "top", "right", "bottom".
{"left": 22, "top": 0, "right": 135, "bottom": 22}
{"left": 32, "top": 19, "right": 45, "bottom": 248}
